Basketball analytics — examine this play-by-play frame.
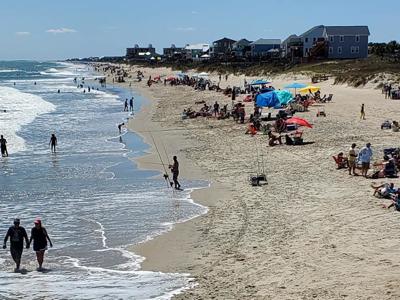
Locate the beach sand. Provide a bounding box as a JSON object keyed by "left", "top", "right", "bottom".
{"left": 100, "top": 64, "right": 400, "bottom": 299}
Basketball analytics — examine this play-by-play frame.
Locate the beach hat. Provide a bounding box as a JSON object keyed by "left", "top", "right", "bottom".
{"left": 34, "top": 219, "right": 41, "bottom": 224}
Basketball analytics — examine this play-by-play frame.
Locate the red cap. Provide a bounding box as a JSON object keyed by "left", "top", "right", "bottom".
{"left": 34, "top": 219, "right": 41, "bottom": 224}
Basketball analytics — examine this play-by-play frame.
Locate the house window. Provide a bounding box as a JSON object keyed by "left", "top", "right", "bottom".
{"left": 355, "top": 46, "right": 359, "bottom": 53}
{"left": 351, "top": 46, "right": 355, "bottom": 53}
{"left": 305, "top": 37, "right": 309, "bottom": 43}
{"left": 329, "top": 47, "right": 333, "bottom": 54}
{"left": 329, "top": 36, "right": 334, "bottom": 42}
{"left": 313, "top": 37, "right": 317, "bottom": 42}
{"left": 338, "top": 46, "right": 342, "bottom": 54}
{"left": 339, "top": 35, "right": 344, "bottom": 42}
{"left": 355, "top": 35, "right": 360, "bottom": 42}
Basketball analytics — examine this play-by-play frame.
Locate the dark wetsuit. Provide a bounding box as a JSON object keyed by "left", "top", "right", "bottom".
{"left": 4, "top": 226, "right": 28, "bottom": 265}
{"left": 31, "top": 227, "right": 48, "bottom": 252}
{"left": 0, "top": 138, "right": 7, "bottom": 156}
{"left": 171, "top": 161, "right": 181, "bottom": 189}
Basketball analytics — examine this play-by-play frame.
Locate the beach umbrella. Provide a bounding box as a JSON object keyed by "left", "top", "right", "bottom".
{"left": 285, "top": 117, "right": 313, "bottom": 128}
{"left": 251, "top": 79, "right": 271, "bottom": 86}
{"left": 275, "top": 90, "right": 293, "bottom": 106}
{"left": 255, "top": 92, "right": 281, "bottom": 108}
{"left": 198, "top": 72, "right": 209, "bottom": 78}
{"left": 284, "top": 82, "right": 307, "bottom": 94}
{"left": 298, "top": 85, "right": 320, "bottom": 94}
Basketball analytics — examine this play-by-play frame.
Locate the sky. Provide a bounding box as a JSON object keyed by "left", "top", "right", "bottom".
{"left": 0, "top": 0, "right": 398, "bottom": 60}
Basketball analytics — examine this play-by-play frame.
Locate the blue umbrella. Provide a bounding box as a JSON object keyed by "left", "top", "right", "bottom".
{"left": 256, "top": 92, "right": 281, "bottom": 108}
{"left": 251, "top": 79, "right": 271, "bottom": 86}
{"left": 284, "top": 82, "right": 307, "bottom": 94}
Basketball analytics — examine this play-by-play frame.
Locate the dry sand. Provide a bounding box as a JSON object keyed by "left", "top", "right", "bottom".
{"left": 99, "top": 64, "right": 400, "bottom": 299}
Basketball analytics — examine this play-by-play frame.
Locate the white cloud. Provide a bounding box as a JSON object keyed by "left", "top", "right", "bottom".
{"left": 175, "top": 27, "right": 195, "bottom": 32}
{"left": 16, "top": 31, "right": 30, "bottom": 36}
{"left": 46, "top": 28, "right": 77, "bottom": 34}
{"left": 191, "top": 10, "right": 198, "bottom": 14}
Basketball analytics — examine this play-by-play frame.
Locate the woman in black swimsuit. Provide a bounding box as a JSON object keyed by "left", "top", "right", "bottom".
{"left": 29, "top": 219, "right": 53, "bottom": 271}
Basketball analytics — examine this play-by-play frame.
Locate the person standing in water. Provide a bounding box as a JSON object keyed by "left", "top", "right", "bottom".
{"left": 129, "top": 97, "right": 134, "bottom": 112}
{"left": 169, "top": 156, "right": 181, "bottom": 190}
{"left": 49, "top": 134, "right": 57, "bottom": 153}
{"left": 360, "top": 103, "right": 366, "bottom": 120}
{"left": 29, "top": 219, "right": 53, "bottom": 271}
{"left": 118, "top": 123, "right": 125, "bottom": 134}
{"left": 0, "top": 135, "right": 8, "bottom": 157}
{"left": 124, "top": 99, "right": 128, "bottom": 111}
{"left": 3, "top": 219, "right": 30, "bottom": 272}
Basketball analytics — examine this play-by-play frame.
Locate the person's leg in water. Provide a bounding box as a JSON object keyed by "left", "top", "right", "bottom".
{"left": 10, "top": 244, "right": 23, "bottom": 271}
{"left": 36, "top": 250, "right": 45, "bottom": 270}
{"left": 173, "top": 174, "right": 181, "bottom": 189}
{"left": 51, "top": 143, "right": 56, "bottom": 153}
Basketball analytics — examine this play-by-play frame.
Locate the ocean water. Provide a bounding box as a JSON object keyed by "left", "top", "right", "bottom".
{"left": 0, "top": 61, "right": 208, "bottom": 299}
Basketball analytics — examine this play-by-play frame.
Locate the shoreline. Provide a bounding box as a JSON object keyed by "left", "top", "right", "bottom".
{"left": 100, "top": 71, "right": 225, "bottom": 281}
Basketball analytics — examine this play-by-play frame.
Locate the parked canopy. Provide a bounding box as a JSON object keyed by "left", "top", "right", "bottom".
{"left": 256, "top": 92, "right": 280, "bottom": 108}
{"left": 275, "top": 90, "right": 293, "bottom": 106}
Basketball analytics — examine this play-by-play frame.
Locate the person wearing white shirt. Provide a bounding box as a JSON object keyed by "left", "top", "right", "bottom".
{"left": 358, "top": 143, "right": 373, "bottom": 177}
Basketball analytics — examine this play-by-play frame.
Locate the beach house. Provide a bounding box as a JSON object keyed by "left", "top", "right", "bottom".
{"left": 184, "top": 43, "right": 210, "bottom": 60}
{"left": 232, "top": 39, "right": 252, "bottom": 57}
{"left": 163, "top": 44, "right": 184, "bottom": 59}
{"left": 210, "top": 37, "right": 236, "bottom": 58}
{"left": 126, "top": 44, "right": 156, "bottom": 60}
{"left": 296, "top": 25, "right": 370, "bottom": 59}
{"left": 250, "top": 39, "right": 281, "bottom": 57}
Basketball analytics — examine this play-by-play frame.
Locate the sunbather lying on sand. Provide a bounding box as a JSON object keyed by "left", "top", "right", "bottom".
{"left": 371, "top": 182, "right": 397, "bottom": 198}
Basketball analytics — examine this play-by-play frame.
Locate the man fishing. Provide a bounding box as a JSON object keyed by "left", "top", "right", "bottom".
{"left": 3, "top": 219, "right": 30, "bottom": 272}
{"left": 169, "top": 156, "right": 181, "bottom": 190}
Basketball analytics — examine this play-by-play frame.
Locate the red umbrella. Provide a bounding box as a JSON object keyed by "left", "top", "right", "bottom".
{"left": 285, "top": 117, "right": 313, "bottom": 128}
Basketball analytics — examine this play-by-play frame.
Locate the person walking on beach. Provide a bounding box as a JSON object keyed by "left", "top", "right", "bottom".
{"left": 129, "top": 97, "right": 134, "bottom": 111}
{"left": 29, "top": 219, "right": 53, "bottom": 271}
{"left": 3, "top": 219, "right": 30, "bottom": 272}
{"left": 0, "top": 135, "right": 8, "bottom": 157}
{"left": 360, "top": 104, "right": 366, "bottom": 120}
{"left": 49, "top": 134, "right": 57, "bottom": 153}
{"left": 169, "top": 156, "right": 181, "bottom": 190}
{"left": 124, "top": 99, "right": 128, "bottom": 111}
{"left": 348, "top": 143, "right": 358, "bottom": 175}
{"left": 359, "top": 143, "right": 373, "bottom": 177}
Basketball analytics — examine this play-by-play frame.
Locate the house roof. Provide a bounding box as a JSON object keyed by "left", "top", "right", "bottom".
{"left": 213, "top": 37, "right": 236, "bottom": 43}
{"left": 300, "top": 25, "right": 325, "bottom": 37}
{"left": 282, "top": 34, "right": 299, "bottom": 44}
{"left": 233, "top": 38, "right": 252, "bottom": 46}
{"left": 251, "top": 38, "right": 281, "bottom": 45}
{"left": 185, "top": 44, "right": 210, "bottom": 51}
{"left": 325, "top": 26, "right": 370, "bottom": 36}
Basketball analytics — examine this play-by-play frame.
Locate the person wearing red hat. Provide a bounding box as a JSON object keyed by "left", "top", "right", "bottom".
{"left": 29, "top": 219, "right": 53, "bottom": 271}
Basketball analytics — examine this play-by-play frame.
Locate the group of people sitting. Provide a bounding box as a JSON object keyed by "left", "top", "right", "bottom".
{"left": 334, "top": 143, "right": 398, "bottom": 179}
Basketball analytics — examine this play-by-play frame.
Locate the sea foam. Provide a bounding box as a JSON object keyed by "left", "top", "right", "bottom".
{"left": 0, "top": 86, "right": 56, "bottom": 153}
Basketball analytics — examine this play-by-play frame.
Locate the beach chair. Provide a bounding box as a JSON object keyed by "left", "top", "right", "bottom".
{"left": 325, "top": 94, "right": 333, "bottom": 102}
{"left": 332, "top": 156, "right": 348, "bottom": 169}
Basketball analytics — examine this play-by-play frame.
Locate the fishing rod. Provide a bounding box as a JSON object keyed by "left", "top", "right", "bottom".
{"left": 150, "top": 133, "right": 172, "bottom": 188}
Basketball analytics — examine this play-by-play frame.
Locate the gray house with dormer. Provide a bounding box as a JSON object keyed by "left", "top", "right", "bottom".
{"left": 325, "top": 26, "right": 370, "bottom": 59}
{"left": 297, "top": 25, "right": 370, "bottom": 59}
